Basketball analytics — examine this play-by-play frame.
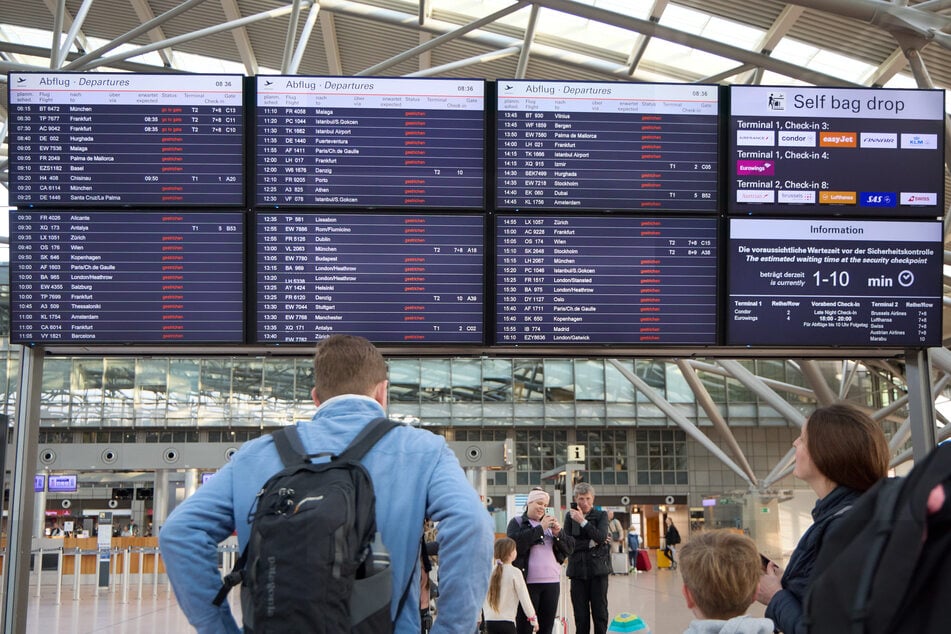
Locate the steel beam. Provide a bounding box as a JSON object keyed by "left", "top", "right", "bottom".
{"left": 320, "top": 11, "right": 342, "bottom": 75}
{"left": 675, "top": 360, "right": 758, "bottom": 485}
{"left": 608, "top": 359, "right": 755, "bottom": 487}
{"left": 355, "top": 0, "right": 532, "bottom": 76}
{"left": 0, "top": 347, "right": 44, "bottom": 634}
{"left": 405, "top": 46, "right": 520, "bottom": 77}
{"left": 717, "top": 360, "right": 809, "bottom": 426}
{"left": 220, "top": 0, "right": 259, "bottom": 75}
{"left": 799, "top": 360, "right": 837, "bottom": 406}
{"left": 514, "top": 4, "right": 540, "bottom": 79}
{"left": 904, "top": 348, "right": 938, "bottom": 460}
{"left": 288, "top": 3, "right": 321, "bottom": 74}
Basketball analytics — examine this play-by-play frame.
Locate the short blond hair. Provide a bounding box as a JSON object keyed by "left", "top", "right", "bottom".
{"left": 679, "top": 530, "right": 761, "bottom": 620}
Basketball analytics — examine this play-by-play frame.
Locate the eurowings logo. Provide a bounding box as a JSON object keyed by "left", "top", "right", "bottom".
{"left": 736, "top": 160, "right": 774, "bottom": 175}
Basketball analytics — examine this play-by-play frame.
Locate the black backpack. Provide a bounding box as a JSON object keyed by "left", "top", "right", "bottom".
{"left": 804, "top": 442, "right": 951, "bottom": 634}
{"left": 214, "top": 417, "right": 400, "bottom": 633}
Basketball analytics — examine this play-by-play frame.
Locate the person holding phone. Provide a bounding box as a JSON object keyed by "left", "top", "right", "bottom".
{"left": 755, "top": 403, "right": 889, "bottom": 634}
{"left": 507, "top": 487, "right": 574, "bottom": 634}
{"left": 565, "top": 483, "right": 611, "bottom": 634}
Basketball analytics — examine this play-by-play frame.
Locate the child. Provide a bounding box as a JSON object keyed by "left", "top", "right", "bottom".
{"left": 483, "top": 537, "right": 538, "bottom": 634}
{"left": 678, "top": 531, "right": 774, "bottom": 634}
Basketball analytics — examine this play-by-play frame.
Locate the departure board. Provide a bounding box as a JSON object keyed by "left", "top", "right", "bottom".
{"left": 255, "top": 76, "right": 485, "bottom": 208}
{"left": 10, "top": 210, "right": 245, "bottom": 344}
{"left": 495, "top": 215, "right": 717, "bottom": 344}
{"left": 729, "top": 86, "right": 944, "bottom": 216}
{"left": 496, "top": 81, "right": 719, "bottom": 211}
{"left": 255, "top": 213, "right": 484, "bottom": 344}
{"left": 7, "top": 72, "right": 245, "bottom": 207}
{"left": 727, "top": 218, "right": 942, "bottom": 347}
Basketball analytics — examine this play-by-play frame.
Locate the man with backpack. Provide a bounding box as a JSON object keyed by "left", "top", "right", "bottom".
{"left": 160, "top": 334, "right": 494, "bottom": 633}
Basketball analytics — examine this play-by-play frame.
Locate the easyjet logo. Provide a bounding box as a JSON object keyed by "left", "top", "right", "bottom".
{"left": 819, "top": 132, "right": 857, "bottom": 147}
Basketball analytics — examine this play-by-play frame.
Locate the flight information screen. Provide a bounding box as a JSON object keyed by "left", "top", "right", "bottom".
{"left": 255, "top": 212, "right": 484, "bottom": 344}
{"left": 727, "top": 218, "right": 943, "bottom": 347}
{"left": 729, "top": 86, "right": 944, "bottom": 216}
{"left": 255, "top": 76, "right": 485, "bottom": 208}
{"left": 496, "top": 81, "right": 719, "bottom": 211}
{"left": 495, "top": 215, "right": 718, "bottom": 344}
{"left": 7, "top": 72, "right": 245, "bottom": 207}
{"left": 10, "top": 210, "right": 245, "bottom": 344}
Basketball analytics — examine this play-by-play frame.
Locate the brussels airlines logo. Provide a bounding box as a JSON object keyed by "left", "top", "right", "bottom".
{"left": 736, "top": 160, "right": 774, "bottom": 175}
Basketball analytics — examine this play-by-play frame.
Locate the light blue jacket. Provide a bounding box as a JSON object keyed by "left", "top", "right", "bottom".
{"left": 159, "top": 394, "right": 494, "bottom": 634}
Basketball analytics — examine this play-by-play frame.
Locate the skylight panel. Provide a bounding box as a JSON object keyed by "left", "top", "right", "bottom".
{"left": 641, "top": 37, "right": 739, "bottom": 80}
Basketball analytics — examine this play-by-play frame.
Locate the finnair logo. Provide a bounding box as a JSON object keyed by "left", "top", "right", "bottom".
{"left": 860, "top": 133, "right": 897, "bottom": 148}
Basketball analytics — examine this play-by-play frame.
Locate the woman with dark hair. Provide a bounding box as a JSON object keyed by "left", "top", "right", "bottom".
{"left": 756, "top": 403, "right": 890, "bottom": 634}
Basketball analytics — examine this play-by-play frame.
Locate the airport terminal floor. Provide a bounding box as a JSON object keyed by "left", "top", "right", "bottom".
{"left": 21, "top": 551, "right": 765, "bottom": 634}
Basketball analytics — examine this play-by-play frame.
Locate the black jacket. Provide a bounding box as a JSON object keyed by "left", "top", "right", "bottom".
{"left": 563, "top": 508, "right": 611, "bottom": 579}
{"left": 506, "top": 513, "right": 575, "bottom": 578}
{"left": 766, "top": 485, "right": 860, "bottom": 634}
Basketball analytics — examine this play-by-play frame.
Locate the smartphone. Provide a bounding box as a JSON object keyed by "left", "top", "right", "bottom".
{"left": 760, "top": 554, "right": 771, "bottom": 572}
{"left": 570, "top": 502, "right": 579, "bottom": 510}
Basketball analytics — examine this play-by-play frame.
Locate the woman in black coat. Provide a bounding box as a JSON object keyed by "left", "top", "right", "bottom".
{"left": 755, "top": 404, "right": 889, "bottom": 634}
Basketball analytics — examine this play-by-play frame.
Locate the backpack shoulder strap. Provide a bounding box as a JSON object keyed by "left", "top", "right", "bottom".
{"left": 337, "top": 417, "right": 399, "bottom": 463}
{"left": 272, "top": 425, "right": 309, "bottom": 466}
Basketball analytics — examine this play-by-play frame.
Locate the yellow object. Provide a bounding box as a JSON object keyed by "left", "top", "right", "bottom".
{"left": 656, "top": 548, "right": 672, "bottom": 569}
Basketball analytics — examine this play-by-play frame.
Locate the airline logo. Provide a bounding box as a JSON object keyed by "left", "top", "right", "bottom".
{"left": 736, "top": 160, "right": 774, "bottom": 176}
{"left": 737, "top": 189, "right": 775, "bottom": 204}
{"left": 900, "top": 133, "right": 938, "bottom": 150}
{"left": 859, "top": 192, "right": 897, "bottom": 207}
{"left": 860, "top": 132, "right": 897, "bottom": 148}
{"left": 819, "top": 191, "right": 857, "bottom": 204}
{"left": 778, "top": 131, "right": 816, "bottom": 147}
{"left": 778, "top": 190, "right": 816, "bottom": 204}
{"left": 900, "top": 192, "right": 937, "bottom": 205}
{"left": 819, "top": 132, "right": 857, "bottom": 147}
{"left": 736, "top": 130, "right": 775, "bottom": 146}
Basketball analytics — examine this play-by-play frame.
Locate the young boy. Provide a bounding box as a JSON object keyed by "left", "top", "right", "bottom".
{"left": 678, "top": 531, "right": 775, "bottom": 634}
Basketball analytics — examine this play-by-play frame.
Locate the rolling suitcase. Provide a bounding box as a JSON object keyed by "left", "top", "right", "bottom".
{"left": 657, "top": 547, "right": 673, "bottom": 569}
{"left": 635, "top": 548, "right": 652, "bottom": 572}
{"left": 612, "top": 551, "right": 629, "bottom": 574}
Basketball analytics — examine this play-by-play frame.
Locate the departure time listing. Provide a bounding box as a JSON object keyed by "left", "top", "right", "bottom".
{"left": 495, "top": 215, "right": 718, "bottom": 344}
{"left": 255, "top": 213, "right": 484, "bottom": 344}
{"left": 496, "top": 81, "right": 718, "bottom": 211}
{"left": 8, "top": 73, "right": 245, "bottom": 207}
{"left": 10, "top": 211, "right": 245, "bottom": 344}
{"left": 255, "top": 77, "right": 485, "bottom": 208}
{"left": 727, "top": 218, "right": 942, "bottom": 347}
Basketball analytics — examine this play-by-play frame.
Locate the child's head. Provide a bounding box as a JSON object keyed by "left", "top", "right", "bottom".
{"left": 678, "top": 530, "right": 761, "bottom": 620}
{"left": 494, "top": 536, "right": 516, "bottom": 563}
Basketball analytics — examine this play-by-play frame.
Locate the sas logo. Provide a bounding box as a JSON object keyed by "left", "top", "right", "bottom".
{"left": 860, "top": 192, "right": 896, "bottom": 207}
